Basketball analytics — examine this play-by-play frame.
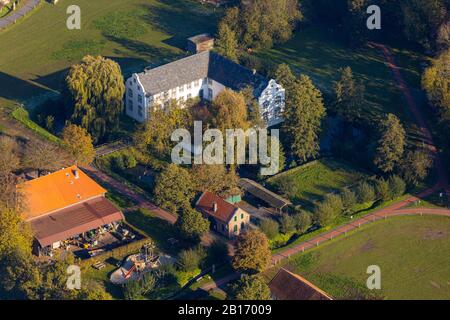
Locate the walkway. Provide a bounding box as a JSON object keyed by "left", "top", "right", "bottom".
{"left": 0, "top": 0, "right": 41, "bottom": 30}
{"left": 82, "top": 165, "right": 177, "bottom": 224}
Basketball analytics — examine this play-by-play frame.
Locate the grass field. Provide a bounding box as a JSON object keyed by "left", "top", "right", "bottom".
{"left": 0, "top": 0, "right": 219, "bottom": 103}
{"left": 267, "top": 215, "right": 450, "bottom": 300}
{"left": 258, "top": 26, "right": 427, "bottom": 124}
{"left": 267, "top": 159, "right": 368, "bottom": 208}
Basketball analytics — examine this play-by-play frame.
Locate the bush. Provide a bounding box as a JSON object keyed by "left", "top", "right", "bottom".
{"left": 112, "top": 154, "right": 126, "bottom": 171}
{"left": 279, "top": 214, "right": 296, "bottom": 234}
{"left": 356, "top": 181, "right": 375, "bottom": 204}
{"left": 122, "top": 272, "right": 156, "bottom": 300}
{"left": 374, "top": 178, "right": 390, "bottom": 201}
{"left": 388, "top": 175, "right": 406, "bottom": 199}
{"left": 314, "top": 202, "right": 336, "bottom": 227}
{"left": 341, "top": 188, "right": 357, "bottom": 214}
{"left": 293, "top": 211, "right": 312, "bottom": 234}
{"left": 259, "top": 219, "right": 279, "bottom": 239}
{"left": 123, "top": 152, "right": 137, "bottom": 169}
{"left": 323, "top": 194, "right": 344, "bottom": 214}
{"left": 177, "top": 247, "right": 206, "bottom": 272}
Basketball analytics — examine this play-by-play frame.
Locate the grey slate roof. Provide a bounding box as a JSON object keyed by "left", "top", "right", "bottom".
{"left": 136, "top": 51, "right": 269, "bottom": 96}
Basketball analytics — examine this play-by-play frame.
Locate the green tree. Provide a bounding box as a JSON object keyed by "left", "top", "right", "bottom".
{"left": 374, "top": 114, "right": 406, "bottom": 173}
{"left": 65, "top": 55, "right": 125, "bottom": 142}
{"left": 177, "top": 247, "right": 206, "bottom": 272}
{"left": 230, "top": 274, "right": 271, "bottom": 300}
{"left": 314, "top": 201, "right": 336, "bottom": 227}
{"left": 341, "top": 188, "right": 357, "bottom": 214}
{"left": 154, "top": 164, "right": 195, "bottom": 213}
{"left": 176, "top": 207, "right": 210, "bottom": 240}
{"left": 259, "top": 219, "right": 279, "bottom": 239}
{"left": 334, "top": 67, "right": 365, "bottom": 122}
{"left": 282, "top": 75, "right": 326, "bottom": 163}
{"left": 216, "top": 22, "right": 239, "bottom": 62}
{"left": 279, "top": 214, "right": 296, "bottom": 234}
{"left": 232, "top": 230, "right": 271, "bottom": 273}
{"left": 292, "top": 210, "right": 312, "bottom": 233}
{"left": 134, "top": 101, "right": 191, "bottom": 160}
{"left": 388, "top": 175, "right": 406, "bottom": 199}
{"left": 356, "top": 181, "right": 376, "bottom": 204}
{"left": 211, "top": 89, "right": 250, "bottom": 132}
{"left": 374, "top": 178, "right": 390, "bottom": 202}
{"left": 274, "top": 63, "right": 296, "bottom": 92}
{"left": 191, "top": 164, "right": 239, "bottom": 199}
{"left": 61, "top": 124, "right": 95, "bottom": 166}
{"left": 400, "top": 150, "right": 433, "bottom": 186}
{"left": 422, "top": 48, "right": 450, "bottom": 115}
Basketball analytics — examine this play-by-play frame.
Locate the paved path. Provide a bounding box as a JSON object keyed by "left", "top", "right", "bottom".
{"left": 0, "top": 0, "right": 41, "bottom": 30}
{"left": 82, "top": 165, "right": 177, "bottom": 224}
{"left": 198, "top": 43, "right": 450, "bottom": 295}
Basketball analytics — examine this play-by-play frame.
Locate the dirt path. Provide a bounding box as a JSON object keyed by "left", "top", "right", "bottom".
{"left": 82, "top": 165, "right": 177, "bottom": 224}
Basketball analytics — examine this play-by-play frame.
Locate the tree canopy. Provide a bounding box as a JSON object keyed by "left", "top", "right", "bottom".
{"left": 232, "top": 230, "right": 271, "bottom": 273}
{"left": 61, "top": 124, "right": 95, "bottom": 166}
{"left": 65, "top": 55, "right": 125, "bottom": 143}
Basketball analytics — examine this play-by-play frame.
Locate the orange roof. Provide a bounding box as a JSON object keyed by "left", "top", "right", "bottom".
{"left": 195, "top": 191, "right": 238, "bottom": 223}
{"left": 18, "top": 166, "right": 106, "bottom": 221}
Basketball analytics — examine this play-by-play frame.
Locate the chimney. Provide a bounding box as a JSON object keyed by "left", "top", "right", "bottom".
{"left": 212, "top": 202, "right": 218, "bottom": 213}
{"left": 73, "top": 169, "right": 79, "bottom": 179}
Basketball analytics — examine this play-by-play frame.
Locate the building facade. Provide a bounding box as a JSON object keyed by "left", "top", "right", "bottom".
{"left": 125, "top": 51, "right": 285, "bottom": 127}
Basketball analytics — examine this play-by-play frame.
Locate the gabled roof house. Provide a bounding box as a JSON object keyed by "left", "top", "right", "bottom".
{"left": 17, "top": 166, "right": 124, "bottom": 251}
{"left": 195, "top": 191, "right": 250, "bottom": 238}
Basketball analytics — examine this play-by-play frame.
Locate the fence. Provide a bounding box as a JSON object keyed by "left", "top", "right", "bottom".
{"left": 0, "top": 0, "right": 42, "bottom": 31}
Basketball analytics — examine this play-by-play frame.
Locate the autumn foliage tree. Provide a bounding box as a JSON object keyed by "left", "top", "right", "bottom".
{"left": 211, "top": 89, "right": 250, "bottom": 132}
{"left": 65, "top": 55, "right": 125, "bottom": 143}
{"left": 232, "top": 230, "right": 271, "bottom": 273}
{"left": 61, "top": 124, "right": 95, "bottom": 166}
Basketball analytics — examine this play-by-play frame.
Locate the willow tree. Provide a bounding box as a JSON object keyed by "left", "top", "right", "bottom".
{"left": 65, "top": 55, "right": 125, "bottom": 143}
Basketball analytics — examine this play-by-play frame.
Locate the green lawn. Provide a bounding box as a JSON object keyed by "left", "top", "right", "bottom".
{"left": 267, "top": 215, "right": 450, "bottom": 300}
{"left": 0, "top": 0, "right": 219, "bottom": 103}
{"left": 267, "top": 159, "right": 368, "bottom": 208}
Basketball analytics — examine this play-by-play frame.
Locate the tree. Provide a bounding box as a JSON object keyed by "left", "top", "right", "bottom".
{"left": 323, "top": 194, "right": 344, "bottom": 215}
{"left": 401, "top": 0, "right": 447, "bottom": 50}
{"left": 259, "top": 219, "right": 279, "bottom": 239}
{"left": 78, "top": 280, "right": 113, "bottom": 300}
{"left": 230, "top": 274, "right": 271, "bottom": 300}
{"left": 0, "top": 136, "right": 19, "bottom": 176}
{"left": 292, "top": 210, "right": 312, "bottom": 234}
{"left": 177, "top": 247, "right": 206, "bottom": 272}
{"left": 314, "top": 201, "right": 336, "bottom": 227}
{"left": 211, "top": 89, "right": 250, "bottom": 132}
{"left": 374, "top": 178, "right": 390, "bottom": 202}
{"left": 232, "top": 230, "right": 271, "bottom": 273}
{"left": 191, "top": 164, "right": 239, "bottom": 199}
{"left": 23, "top": 141, "right": 67, "bottom": 175}
{"left": 134, "top": 101, "right": 191, "bottom": 160}
{"left": 282, "top": 75, "right": 326, "bottom": 163}
{"left": 153, "top": 164, "right": 195, "bottom": 213}
{"left": 274, "top": 63, "right": 296, "bottom": 92}
{"left": 61, "top": 124, "right": 95, "bottom": 165}
{"left": 216, "top": 22, "right": 239, "bottom": 62}
{"left": 334, "top": 67, "right": 365, "bottom": 122}
{"left": 0, "top": 206, "right": 33, "bottom": 259}
{"left": 176, "top": 207, "right": 210, "bottom": 240}
{"left": 279, "top": 214, "right": 295, "bottom": 234}
{"left": 240, "top": 85, "right": 263, "bottom": 128}
{"left": 65, "top": 55, "right": 125, "bottom": 142}
{"left": 388, "top": 175, "right": 406, "bottom": 199}
{"left": 356, "top": 181, "right": 376, "bottom": 204}
{"left": 341, "top": 188, "right": 357, "bottom": 214}
{"left": 240, "top": 0, "right": 302, "bottom": 50}
{"left": 374, "top": 114, "right": 406, "bottom": 173}
{"left": 422, "top": 48, "right": 450, "bottom": 114}
{"left": 400, "top": 150, "right": 433, "bottom": 186}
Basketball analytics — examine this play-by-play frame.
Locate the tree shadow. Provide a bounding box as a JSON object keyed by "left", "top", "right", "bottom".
{"left": 0, "top": 71, "right": 52, "bottom": 102}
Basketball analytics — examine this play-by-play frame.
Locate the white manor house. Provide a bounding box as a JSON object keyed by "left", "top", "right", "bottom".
{"left": 125, "top": 51, "right": 286, "bottom": 127}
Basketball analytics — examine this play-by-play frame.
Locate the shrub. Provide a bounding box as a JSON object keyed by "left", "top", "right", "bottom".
{"left": 388, "top": 175, "right": 406, "bottom": 199}
{"left": 323, "top": 194, "right": 344, "bottom": 214}
{"left": 356, "top": 181, "right": 375, "bottom": 204}
{"left": 112, "top": 154, "right": 126, "bottom": 171}
{"left": 259, "top": 219, "right": 279, "bottom": 239}
{"left": 293, "top": 211, "right": 312, "bottom": 234}
{"left": 279, "top": 214, "right": 296, "bottom": 234}
{"left": 122, "top": 272, "right": 156, "bottom": 300}
{"left": 374, "top": 178, "right": 390, "bottom": 201}
{"left": 314, "top": 202, "right": 336, "bottom": 227}
{"left": 177, "top": 247, "right": 206, "bottom": 272}
{"left": 122, "top": 152, "right": 137, "bottom": 169}
{"left": 230, "top": 274, "right": 271, "bottom": 300}
{"left": 341, "top": 188, "right": 357, "bottom": 214}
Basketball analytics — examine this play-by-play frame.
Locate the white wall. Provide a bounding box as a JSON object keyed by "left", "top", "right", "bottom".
{"left": 258, "top": 79, "right": 285, "bottom": 127}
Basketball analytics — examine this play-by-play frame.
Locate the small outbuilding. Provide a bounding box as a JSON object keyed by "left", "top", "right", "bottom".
{"left": 187, "top": 33, "right": 214, "bottom": 53}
